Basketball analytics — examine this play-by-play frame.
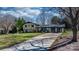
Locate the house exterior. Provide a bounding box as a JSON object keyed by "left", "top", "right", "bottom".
{"left": 0, "top": 25, "right": 5, "bottom": 34}
{"left": 36, "top": 24, "right": 65, "bottom": 33}
{"left": 8, "top": 24, "right": 17, "bottom": 33}
{"left": 23, "top": 22, "right": 65, "bottom": 33}
{"left": 23, "top": 22, "right": 39, "bottom": 32}
{"left": 0, "top": 28, "right": 5, "bottom": 34}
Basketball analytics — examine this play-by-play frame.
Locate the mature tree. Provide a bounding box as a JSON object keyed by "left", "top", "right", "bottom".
{"left": 36, "top": 7, "right": 53, "bottom": 25}
{"left": 51, "top": 16, "right": 61, "bottom": 25}
{"left": 15, "top": 17, "right": 25, "bottom": 33}
{"left": 61, "top": 17, "right": 72, "bottom": 29}
{"left": 58, "top": 7, "right": 79, "bottom": 42}
{"left": 0, "top": 15, "right": 16, "bottom": 34}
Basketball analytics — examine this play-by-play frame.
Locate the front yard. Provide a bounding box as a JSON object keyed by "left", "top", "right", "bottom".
{"left": 50, "top": 30, "right": 72, "bottom": 50}
{"left": 0, "top": 33, "right": 42, "bottom": 49}
{"left": 52, "top": 30, "right": 79, "bottom": 51}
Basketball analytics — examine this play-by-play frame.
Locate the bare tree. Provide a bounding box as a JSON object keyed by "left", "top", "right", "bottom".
{"left": 51, "top": 16, "right": 61, "bottom": 25}
{"left": 36, "top": 7, "right": 54, "bottom": 25}
{"left": 58, "top": 7, "right": 79, "bottom": 42}
{"left": 1, "top": 15, "right": 16, "bottom": 34}
{"left": 62, "top": 17, "right": 72, "bottom": 29}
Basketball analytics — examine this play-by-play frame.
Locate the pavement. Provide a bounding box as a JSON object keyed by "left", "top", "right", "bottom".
{"left": 2, "top": 33, "right": 61, "bottom": 51}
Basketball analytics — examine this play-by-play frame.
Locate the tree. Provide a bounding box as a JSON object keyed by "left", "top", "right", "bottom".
{"left": 61, "top": 17, "right": 72, "bottom": 29}
{"left": 0, "top": 15, "right": 16, "bottom": 34}
{"left": 36, "top": 7, "right": 54, "bottom": 25}
{"left": 58, "top": 7, "right": 79, "bottom": 42}
{"left": 51, "top": 16, "right": 61, "bottom": 25}
{"left": 15, "top": 17, "right": 25, "bottom": 33}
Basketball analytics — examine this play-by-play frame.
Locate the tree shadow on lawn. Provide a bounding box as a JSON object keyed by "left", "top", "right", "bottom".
{"left": 48, "top": 38, "right": 75, "bottom": 51}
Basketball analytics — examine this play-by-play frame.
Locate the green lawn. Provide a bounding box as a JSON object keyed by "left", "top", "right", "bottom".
{"left": 61, "top": 30, "right": 72, "bottom": 37}
{"left": 61, "top": 30, "right": 79, "bottom": 38}
{"left": 0, "top": 33, "right": 42, "bottom": 49}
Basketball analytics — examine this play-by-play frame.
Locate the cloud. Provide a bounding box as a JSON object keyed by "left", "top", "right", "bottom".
{"left": 16, "top": 8, "right": 41, "bottom": 18}
{"left": 0, "top": 7, "right": 59, "bottom": 18}
{"left": 0, "top": 7, "right": 41, "bottom": 18}
{"left": 53, "top": 13, "right": 60, "bottom": 16}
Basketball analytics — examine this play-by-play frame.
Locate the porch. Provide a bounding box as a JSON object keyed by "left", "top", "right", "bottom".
{"left": 36, "top": 24, "right": 65, "bottom": 33}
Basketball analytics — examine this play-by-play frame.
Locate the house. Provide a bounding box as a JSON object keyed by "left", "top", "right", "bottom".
{"left": 36, "top": 24, "right": 65, "bottom": 33}
{"left": 23, "top": 22, "right": 39, "bottom": 32}
{"left": 8, "top": 24, "right": 17, "bottom": 33}
{"left": 0, "top": 24, "right": 5, "bottom": 34}
{"left": 23, "top": 22, "right": 65, "bottom": 33}
{"left": 0, "top": 28, "right": 5, "bottom": 34}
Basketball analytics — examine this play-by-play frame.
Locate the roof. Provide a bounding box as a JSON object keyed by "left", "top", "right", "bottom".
{"left": 25, "top": 22, "right": 65, "bottom": 27}
{"left": 36, "top": 24, "right": 65, "bottom": 28}
{"left": 26, "top": 22, "right": 32, "bottom": 23}
{"left": 25, "top": 22, "right": 39, "bottom": 26}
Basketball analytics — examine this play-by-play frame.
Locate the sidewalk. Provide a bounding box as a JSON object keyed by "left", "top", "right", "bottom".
{"left": 2, "top": 33, "right": 61, "bottom": 51}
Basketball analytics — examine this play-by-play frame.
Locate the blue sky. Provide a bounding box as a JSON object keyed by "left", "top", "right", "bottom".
{"left": 0, "top": 7, "right": 41, "bottom": 18}
{"left": 0, "top": 7, "right": 60, "bottom": 24}
{"left": 0, "top": 7, "right": 59, "bottom": 17}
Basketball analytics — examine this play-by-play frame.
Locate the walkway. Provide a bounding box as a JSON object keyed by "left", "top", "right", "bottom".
{"left": 2, "top": 33, "right": 61, "bottom": 51}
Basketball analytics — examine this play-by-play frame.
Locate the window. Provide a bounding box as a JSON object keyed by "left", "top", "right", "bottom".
{"left": 25, "top": 25, "right": 27, "bottom": 27}
{"left": 32, "top": 25, "right": 34, "bottom": 27}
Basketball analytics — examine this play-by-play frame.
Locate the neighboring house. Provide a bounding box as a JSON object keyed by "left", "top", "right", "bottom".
{"left": 0, "top": 25, "right": 5, "bottom": 34}
{"left": 0, "top": 28, "right": 5, "bottom": 34}
{"left": 23, "top": 22, "right": 65, "bottom": 33}
{"left": 23, "top": 22, "right": 39, "bottom": 32}
{"left": 0, "top": 24, "right": 16, "bottom": 34}
{"left": 8, "top": 24, "right": 17, "bottom": 33}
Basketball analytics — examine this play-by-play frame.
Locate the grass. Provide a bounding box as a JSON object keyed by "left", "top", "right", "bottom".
{"left": 61, "top": 30, "right": 72, "bottom": 38}
{"left": 0, "top": 33, "right": 43, "bottom": 49}
{"left": 58, "top": 30, "right": 79, "bottom": 41}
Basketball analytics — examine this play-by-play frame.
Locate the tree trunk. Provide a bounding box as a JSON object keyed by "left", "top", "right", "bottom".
{"left": 5, "top": 28, "right": 9, "bottom": 34}
{"left": 17, "top": 27, "right": 19, "bottom": 33}
{"left": 72, "top": 25, "right": 77, "bottom": 42}
{"left": 6, "top": 30, "right": 9, "bottom": 34}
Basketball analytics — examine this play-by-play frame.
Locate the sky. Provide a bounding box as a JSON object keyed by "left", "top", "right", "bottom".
{"left": 0, "top": 7, "right": 41, "bottom": 18}
{"left": 0, "top": 7, "right": 60, "bottom": 24}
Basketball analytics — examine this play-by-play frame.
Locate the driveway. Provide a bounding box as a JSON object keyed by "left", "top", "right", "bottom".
{"left": 2, "top": 33, "right": 61, "bottom": 51}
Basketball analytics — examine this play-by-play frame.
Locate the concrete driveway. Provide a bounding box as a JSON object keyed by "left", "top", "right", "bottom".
{"left": 2, "top": 33, "right": 61, "bottom": 51}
